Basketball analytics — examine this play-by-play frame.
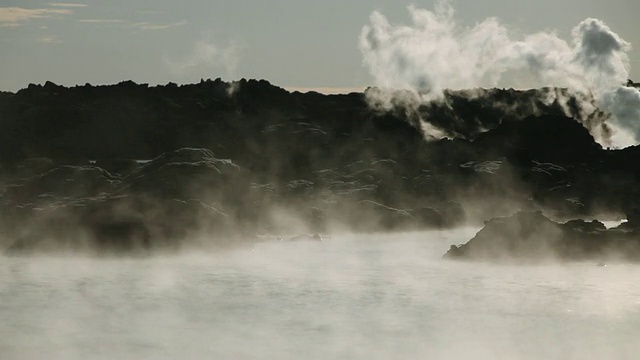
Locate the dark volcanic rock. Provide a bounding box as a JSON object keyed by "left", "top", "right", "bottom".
{"left": 90, "top": 218, "right": 151, "bottom": 253}
{"left": 1, "top": 148, "right": 248, "bottom": 253}
{"left": 444, "top": 211, "right": 640, "bottom": 261}
{"left": 121, "top": 147, "right": 246, "bottom": 200}
{"left": 0, "top": 79, "right": 639, "bottom": 253}
{"left": 5, "top": 165, "right": 119, "bottom": 203}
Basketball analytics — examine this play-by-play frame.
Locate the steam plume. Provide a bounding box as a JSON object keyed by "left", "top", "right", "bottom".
{"left": 359, "top": 1, "right": 640, "bottom": 147}
{"left": 166, "top": 36, "right": 239, "bottom": 80}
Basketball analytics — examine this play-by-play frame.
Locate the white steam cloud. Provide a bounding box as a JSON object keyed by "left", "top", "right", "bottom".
{"left": 359, "top": 2, "right": 640, "bottom": 147}
{"left": 166, "top": 36, "right": 239, "bottom": 80}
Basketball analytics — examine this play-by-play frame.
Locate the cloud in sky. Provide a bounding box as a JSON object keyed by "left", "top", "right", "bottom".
{"left": 0, "top": 4, "right": 179, "bottom": 31}
{"left": 165, "top": 37, "right": 240, "bottom": 80}
{"left": 78, "top": 18, "right": 186, "bottom": 31}
{"left": 285, "top": 86, "right": 366, "bottom": 94}
{"left": 79, "top": 19, "right": 124, "bottom": 24}
{"left": 37, "top": 34, "right": 62, "bottom": 44}
{"left": 48, "top": 3, "right": 88, "bottom": 7}
{"left": 0, "top": 7, "right": 72, "bottom": 27}
{"left": 131, "top": 20, "right": 187, "bottom": 31}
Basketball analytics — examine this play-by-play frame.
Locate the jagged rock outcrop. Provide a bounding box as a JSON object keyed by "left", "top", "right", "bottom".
{"left": 0, "top": 79, "right": 639, "bottom": 253}
{"left": 1, "top": 148, "right": 245, "bottom": 253}
{"left": 444, "top": 211, "right": 640, "bottom": 261}
{"left": 5, "top": 165, "right": 120, "bottom": 202}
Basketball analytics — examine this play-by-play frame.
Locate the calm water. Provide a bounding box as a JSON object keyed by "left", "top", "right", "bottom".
{"left": 1, "top": 229, "right": 640, "bottom": 360}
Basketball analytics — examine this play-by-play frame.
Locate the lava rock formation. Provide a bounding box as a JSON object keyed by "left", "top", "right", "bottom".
{"left": 0, "top": 79, "right": 638, "bottom": 253}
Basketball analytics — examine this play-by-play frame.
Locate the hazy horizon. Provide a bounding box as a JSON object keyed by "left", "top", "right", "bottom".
{"left": 1, "top": 0, "right": 639, "bottom": 92}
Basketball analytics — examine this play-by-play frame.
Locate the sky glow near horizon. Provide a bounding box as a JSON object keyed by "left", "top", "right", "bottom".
{"left": 0, "top": 0, "right": 638, "bottom": 92}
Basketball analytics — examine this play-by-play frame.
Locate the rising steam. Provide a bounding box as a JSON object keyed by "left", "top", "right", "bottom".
{"left": 359, "top": 1, "right": 640, "bottom": 147}
{"left": 165, "top": 35, "right": 239, "bottom": 80}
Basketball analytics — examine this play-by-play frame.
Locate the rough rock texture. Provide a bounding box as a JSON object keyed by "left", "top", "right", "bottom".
{"left": 0, "top": 79, "right": 639, "bottom": 253}
{"left": 444, "top": 211, "right": 640, "bottom": 261}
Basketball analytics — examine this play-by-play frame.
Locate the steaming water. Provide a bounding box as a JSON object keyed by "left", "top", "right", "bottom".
{"left": 2, "top": 229, "right": 640, "bottom": 360}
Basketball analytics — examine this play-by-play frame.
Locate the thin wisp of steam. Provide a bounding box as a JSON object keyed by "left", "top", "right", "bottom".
{"left": 359, "top": 1, "right": 640, "bottom": 147}
{"left": 165, "top": 36, "right": 239, "bottom": 81}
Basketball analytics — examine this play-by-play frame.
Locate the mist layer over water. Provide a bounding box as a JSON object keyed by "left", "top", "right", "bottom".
{"left": 2, "top": 229, "right": 640, "bottom": 360}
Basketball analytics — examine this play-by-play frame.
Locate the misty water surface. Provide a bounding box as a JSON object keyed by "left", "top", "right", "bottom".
{"left": 1, "top": 229, "right": 640, "bottom": 360}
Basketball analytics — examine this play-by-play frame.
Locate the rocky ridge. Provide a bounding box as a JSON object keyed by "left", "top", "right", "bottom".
{"left": 0, "top": 79, "right": 638, "bottom": 254}
{"left": 445, "top": 210, "right": 640, "bottom": 261}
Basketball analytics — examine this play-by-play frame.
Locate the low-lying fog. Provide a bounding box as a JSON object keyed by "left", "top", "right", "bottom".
{"left": 2, "top": 228, "right": 639, "bottom": 360}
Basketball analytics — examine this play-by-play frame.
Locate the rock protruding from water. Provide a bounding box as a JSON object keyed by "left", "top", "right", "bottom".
{"left": 286, "top": 233, "right": 323, "bottom": 242}
{"left": 444, "top": 211, "right": 640, "bottom": 261}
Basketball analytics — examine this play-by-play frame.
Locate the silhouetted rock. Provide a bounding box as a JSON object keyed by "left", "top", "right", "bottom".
{"left": 91, "top": 218, "right": 151, "bottom": 253}
{"left": 287, "top": 233, "right": 323, "bottom": 242}
{"left": 121, "top": 147, "right": 245, "bottom": 201}
{"left": 5, "top": 165, "right": 119, "bottom": 203}
{"left": 0, "top": 79, "right": 639, "bottom": 253}
{"left": 444, "top": 211, "right": 640, "bottom": 261}
{"left": 626, "top": 207, "right": 640, "bottom": 228}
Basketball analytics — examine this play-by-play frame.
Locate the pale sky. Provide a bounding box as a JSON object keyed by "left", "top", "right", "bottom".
{"left": 1, "top": 0, "right": 638, "bottom": 92}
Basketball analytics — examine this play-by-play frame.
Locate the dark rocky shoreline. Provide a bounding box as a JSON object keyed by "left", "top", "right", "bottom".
{"left": 1, "top": 79, "right": 639, "bottom": 255}
{"left": 444, "top": 211, "right": 640, "bottom": 262}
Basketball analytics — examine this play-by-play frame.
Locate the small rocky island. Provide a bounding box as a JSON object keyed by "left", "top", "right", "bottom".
{"left": 445, "top": 210, "right": 640, "bottom": 261}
